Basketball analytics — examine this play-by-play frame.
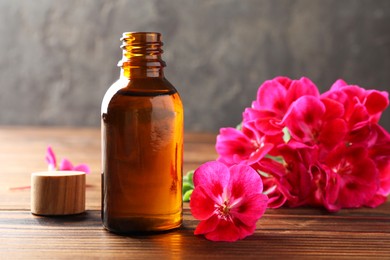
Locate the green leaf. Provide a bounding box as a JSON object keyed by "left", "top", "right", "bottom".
{"left": 183, "top": 189, "right": 193, "bottom": 202}
{"left": 187, "top": 170, "right": 194, "bottom": 183}
{"left": 183, "top": 182, "right": 193, "bottom": 194}
{"left": 183, "top": 170, "right": 195, "bottom": 201}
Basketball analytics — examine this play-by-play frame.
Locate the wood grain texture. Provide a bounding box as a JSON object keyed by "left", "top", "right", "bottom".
{"left": 31, "top": 171, "right": 86, "bottom": 215}
{"left": 0, "top": 127, "right": 217, "bottom": 210}
{"left": 0, "top": 208, "right": 389, "bottom": 259}
{"left": 0, "top": 127, "right": 389, "bottom": 259}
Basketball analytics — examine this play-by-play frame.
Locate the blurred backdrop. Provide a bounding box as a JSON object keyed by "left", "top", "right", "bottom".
{"left": 0, "top": 0, "right": 389, "bottom": 132}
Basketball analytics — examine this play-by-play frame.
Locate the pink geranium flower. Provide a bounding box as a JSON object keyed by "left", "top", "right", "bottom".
{"left": 46, "top": 146, "right": 90, "bottom": 173}
{"left": 322, "top": 81, "right": 389, "bottom": 142}
{"left": 282, "top": 96, "right": 348, "bottom": 149}
{"left": 244, "top": 77, "right": 319, "bottom": 135}
{"left": 325, "top": 145, "right": 378, "bottom": 209}
{"left": 216, "top": 122, "right": 274, "bottom": 166}
{"left": 366, "top": 124, "right": 390, "bottom": 206}
{"left": 325, "top": 79, "right": 389, "bottom": 123}
{"left": 190, "top": 161, "right": 268, "bottom": 242}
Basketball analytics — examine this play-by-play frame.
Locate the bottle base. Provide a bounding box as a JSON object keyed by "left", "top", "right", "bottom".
{"left": 103, "top": 215, "right": 182, "bottom": 235}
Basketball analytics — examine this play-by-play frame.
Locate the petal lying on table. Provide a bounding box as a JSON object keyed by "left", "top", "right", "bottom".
{"left": 59, "top": 158, "right": 90, "bottom": 173}
{"left": 47, "top": 146, "right": 90, "bottom": 173}
{"left": 45, "top": 146, "right": 57, "bottom": 171}
{"left": 10, "top": 146, "right": 91, "bottom": 191}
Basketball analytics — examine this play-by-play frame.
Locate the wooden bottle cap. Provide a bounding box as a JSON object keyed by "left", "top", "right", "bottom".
{"left": 31, "top": 171, "right": 86, "bottom": 216}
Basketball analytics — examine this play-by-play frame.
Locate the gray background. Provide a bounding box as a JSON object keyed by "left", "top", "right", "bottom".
{"left": 0, "top": 0, "right": 389, "bottom": 132}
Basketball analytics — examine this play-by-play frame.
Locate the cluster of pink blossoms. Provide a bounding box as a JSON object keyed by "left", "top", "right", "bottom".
{"left": 216, "top": 77, "right": 390, "bottom": 212}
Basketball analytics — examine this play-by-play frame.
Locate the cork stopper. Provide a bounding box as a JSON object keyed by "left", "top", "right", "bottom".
{"left": 31, "top": 171, "right": 86, "bottom": 216}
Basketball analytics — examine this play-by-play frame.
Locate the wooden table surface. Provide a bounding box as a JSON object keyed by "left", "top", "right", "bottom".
{"left": 0, "top": 127, "right": 389, "bottom": 259}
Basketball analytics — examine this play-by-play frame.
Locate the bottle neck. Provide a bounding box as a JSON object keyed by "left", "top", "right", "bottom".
{"left": 120, "top": 67, "right": 164, "bottom": 79}
{"left": 118, "top": 32, "right": 166, "bottom": 79}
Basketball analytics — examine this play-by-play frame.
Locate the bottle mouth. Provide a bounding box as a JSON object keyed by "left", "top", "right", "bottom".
{"left": 118, "top": 32, "right": 166, "bottom": 68}
{"left": 121, "top": 32, "right": 162, "bottom": 43}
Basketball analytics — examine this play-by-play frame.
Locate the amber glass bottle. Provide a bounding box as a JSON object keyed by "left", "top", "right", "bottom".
{"left": 101, "top": 32, "right": 183, "bottom": 233}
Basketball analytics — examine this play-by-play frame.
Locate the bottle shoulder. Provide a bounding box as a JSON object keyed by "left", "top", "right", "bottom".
{"left": 101, "top": 78, "right": 182, "bottom": 114}
{"left": 108, "top": 77, "right": 177, "bottom": 95}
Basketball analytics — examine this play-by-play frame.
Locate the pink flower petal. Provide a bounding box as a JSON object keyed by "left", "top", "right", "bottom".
{"left": 45, "top": 146, "right": 91, "bottom": 174}
{"left": 285, "top": 77, "right": 320, "bottom": 105}
{"left": 230, "top": 193, "right": 268, "bottom": 226}
{"left": 243, "top": 107, "right": 276, "bottom": 122}
{"left": 216, "top": 127, "right": 256, "bottom": 166}
{"left": 282, "top": 96, "right": 325, "bottom": 143}
{"left": 329, "top": 79, "right": 348, "bottom": 90}
{"left": 364, "top": 194, "right": 388, "bottom": 208}
{"left": 226, "top": 164, "right": 268, "bottom": 226}
{"left": 203, "top": 219, "right": 242, "bottom": 242}
{"left": 243, "top": 108, "right": 283, "bottom": 135}
{"left": 45, "top": 146, "right": 57, "bottom": 170}
{"left": 318, "top": 118, "right": 347, "bottom": 149}
{"left": 348, "top": 104, "right": 369, "bottom": 129}
{"left": 255, "top": 80, "right": 287, "bottom": 114}
{"left": 194, "top": 214, "right": 220, "bottom": 235}
{"left": 190, "top": 185, "right": 218, "bottom": 220}
{"left": 228, "top": 164, "right": 264, "bottom": 198}
{"left": 364, "top": 90, "right": 389, "bottom": 116}
{"left": 274, "top": 76, "right": 293, "bottom": 88}
{"left": 257, "top": 158, "right": 286, "bottom": 177}
{"left": 74, "top": 164, "right": 91, "bottom": 173}
{"left": 248, "top": 143, "right": 274, "bottom": 165}
{"left": 323, "top": 171, "right": 342, "bottom": 212}
{"left": 265, "top": 189, "right": 288, "bottom": 208}
{"left": 59, "top": 159, "right": 74, "bottom": 171}
{"left": 193, "top": 161, "right": 229, "bottom": 188}
{"left": 235, "top": 220, "right": 258, "bottom": 240}
{"left": 254, "top": 118, "right": 284, "bottom": 136}
{"left": 321, "top": 97, "right": 345, "bottom": 120}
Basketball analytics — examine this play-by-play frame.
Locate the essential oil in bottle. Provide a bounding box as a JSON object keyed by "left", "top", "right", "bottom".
{"left": 101, "top": 32, "right": 183, "bottom": 234}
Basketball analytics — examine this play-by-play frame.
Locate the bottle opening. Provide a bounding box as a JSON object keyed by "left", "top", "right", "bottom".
{"left": 121, "top": 32, "right": 162, "bottom": 44}
{"left": 118, "top": 32, "right": 166, "bottom": 68}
